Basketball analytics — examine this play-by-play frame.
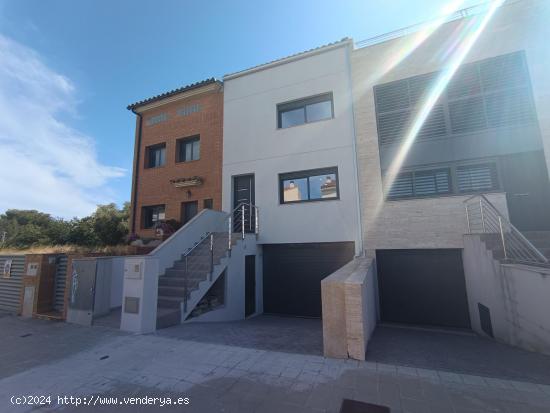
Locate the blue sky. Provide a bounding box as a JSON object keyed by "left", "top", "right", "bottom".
{"left": 0, "top": 0, "right": 481, "bottom": 218}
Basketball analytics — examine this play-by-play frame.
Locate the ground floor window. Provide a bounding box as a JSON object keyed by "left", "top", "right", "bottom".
{"left": 142, "top": 205, "right": 165, "bottom": 229}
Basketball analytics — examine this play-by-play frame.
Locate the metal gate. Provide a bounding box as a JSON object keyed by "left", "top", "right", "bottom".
{"left": 0, "top": 255, "right": 25, "bottom": 313}
{"left": 66, "top": 259, "right": 97, "bottom": 326}
{"left": 53, "top": 255, "right": 68, "bottom": 313}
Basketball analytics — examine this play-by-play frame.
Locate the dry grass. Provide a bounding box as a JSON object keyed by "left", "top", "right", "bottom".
{"left": 0, "top": 244, "right": 136, "bottom": 256}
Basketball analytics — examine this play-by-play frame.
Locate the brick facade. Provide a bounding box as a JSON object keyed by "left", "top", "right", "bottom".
{"left": 129, "top": 83, "right": 223, "bottom": 238}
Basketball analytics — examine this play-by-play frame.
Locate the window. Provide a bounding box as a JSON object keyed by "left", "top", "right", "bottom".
{"left": 203, "top": 199, "right": 213, "bottom": 209}
{"left": 457, "top": 163, "right": 499, "bottom": 193}
{"left": 388, "top": 169, "right": 451, "bottom": 199}
{"left": 386, "top": 161, "right": 499, "bottom": 200}
{"left": 277, "top": 93, "right": 333, "bottom": 129}
{"left": 145, "top": 143, "right": 166, "bottom": 168}
{"left": 177, "top": 104, "right": 201, "bottom": 117}
{"left": 374, "top": 51, "right": 536, "bottom": 146}
{"left": 142, "top": 205, "right": 165, "bottom": 229}
{"left": 176, "top": 136, "right": 200, "bottom": 162}
{"left": 146, "top": 113, "right": 167, "bottom": 126}
{"left": 279, "top": 167, "right": 339, "bottom": 204}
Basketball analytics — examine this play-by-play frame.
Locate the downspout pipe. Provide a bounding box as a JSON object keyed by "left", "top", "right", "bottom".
{"left": 129, "top": 109, "right": 143, "bottom": 234}
{"left": 345, "top": 42, "right": 365, "bottom": 257}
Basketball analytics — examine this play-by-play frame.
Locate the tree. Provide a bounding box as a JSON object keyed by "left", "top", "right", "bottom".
{"left": 92, "top": 203, "right": 129, "bottom": 246}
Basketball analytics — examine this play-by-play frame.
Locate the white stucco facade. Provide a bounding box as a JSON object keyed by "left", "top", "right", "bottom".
{"left": 222, "top": 40, "right": 362, "bottom": 254}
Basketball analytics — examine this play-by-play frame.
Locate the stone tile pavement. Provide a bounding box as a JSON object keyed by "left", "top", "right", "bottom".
{"left": 1, "top": 315, "right": 550, "bottom": 412}
{"left": 367, "top": 325, "right": 550, "bottom": 384}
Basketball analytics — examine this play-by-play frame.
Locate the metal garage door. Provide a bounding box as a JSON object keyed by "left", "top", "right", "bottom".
{"left": 376, "top": 249, "right": 471, "bottom": 329}
{"left": 263, "top": 242, "right": 354, "bottom": 318}
{"left": 0, "top": 255, "right": 25, "bottom": 313}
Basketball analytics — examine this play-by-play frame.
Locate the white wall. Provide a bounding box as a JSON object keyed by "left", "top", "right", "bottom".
{"left": 351, "top": 0, "right": 550, "bottom": 250}
{"left": 223, "top": 43, "right": 362, "bottom": 254}
{"left": 463, "top": 234, "right": 550, "bottom": 355}
{"left": 187, "top": 235, "right": 260, "bottom": 322}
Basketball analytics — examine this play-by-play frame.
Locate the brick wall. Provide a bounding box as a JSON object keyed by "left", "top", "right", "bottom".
{"left": 130, "top": 86, "right": 223, "bottom": 238}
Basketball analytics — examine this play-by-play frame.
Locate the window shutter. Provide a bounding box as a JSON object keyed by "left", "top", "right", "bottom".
{"left": 457, "top": 164, "right": 498, "bottom": 192}
{"left": 388, "top": 173, "right": 413, "bottom": 198}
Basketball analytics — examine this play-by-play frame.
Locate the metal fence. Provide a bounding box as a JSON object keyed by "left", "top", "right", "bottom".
{"left": 0, "top": 255, "right": 25, "bottom": 313}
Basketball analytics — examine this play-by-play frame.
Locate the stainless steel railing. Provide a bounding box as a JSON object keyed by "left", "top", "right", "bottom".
{"left": 225, "top": 202, "right": 259, "bottom": 254}
{"left": 180, "top": 202, "right": 259, "bottom": 314}
{"left": 464, "top": 194, "right": 548, "bottom": 267}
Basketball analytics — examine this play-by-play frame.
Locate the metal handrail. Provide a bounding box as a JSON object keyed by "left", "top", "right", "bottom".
{"left": 464, "top": 194, "right": 548, "bottom": 266}
{"left": 179, "top": 202, "right": 260, "bottom": 314}
{"left": 355, "top": 1, "right": 500, "bottom": 49}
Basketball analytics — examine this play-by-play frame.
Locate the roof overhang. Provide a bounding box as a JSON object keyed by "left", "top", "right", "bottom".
{"left": 127, "top": 79, "right": 222, "bottom": 113}
{"left": 223, "top": 38, "right": 353, "bottom": 81}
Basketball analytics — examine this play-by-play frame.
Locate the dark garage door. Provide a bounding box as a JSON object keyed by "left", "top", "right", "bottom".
{"left": 263, "top": 242, "right": 355, "bottom": 318}
{"left": 376, "top": 249, "right": 471, "bottom": 329}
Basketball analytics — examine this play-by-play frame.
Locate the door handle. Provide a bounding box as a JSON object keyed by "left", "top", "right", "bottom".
{"left": 513, "top": 193, "right": 530, "bottom": 197}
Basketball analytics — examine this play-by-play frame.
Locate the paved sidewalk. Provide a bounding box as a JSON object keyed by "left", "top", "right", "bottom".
{"left": 157, "top": 314, "right": 323, "bottom": 355}
{"left": 367, "top": 325, "right": 550, "bottom": 384}
{"left": 1, "top": 315, "right": 550, "bottom": 412}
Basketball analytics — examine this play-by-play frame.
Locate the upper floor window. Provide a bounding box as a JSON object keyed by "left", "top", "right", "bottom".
{"left": 142, "top": 205, "right": 165, "bottom": 229}
{"left": 146, "top": 113, "right": 167, "bottom": 126}
{"left": 279, "top": 167, "right": 339, "bottom": 204}
{"left": 178, "top": 104, "right": 201, "bottom": 117}
{"left": 145, "top": 143, "right": 166, "bottom": 168}
{"left": 176, "top": 136, "right": 200, "bottom": 162}
{"left": 374, "top": 51, "right": 536, "bottom": 146}
{"left": 277, "top": 93, "right": 334, "bottom": 129}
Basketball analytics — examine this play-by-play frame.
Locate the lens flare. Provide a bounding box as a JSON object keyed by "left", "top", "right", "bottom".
{"left": 369, "top": 0, "right": 505, "bottom": 226}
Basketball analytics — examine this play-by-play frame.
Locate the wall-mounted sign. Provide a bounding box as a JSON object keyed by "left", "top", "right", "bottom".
{"left": 2, "top": 259, "right": 12, "bottom": 278}
{"left": 26, "top": 262, "right": 39, "bottom": 276}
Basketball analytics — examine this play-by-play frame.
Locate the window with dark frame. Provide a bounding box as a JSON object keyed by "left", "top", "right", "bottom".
{"left": 145, "top": 143, "right": 166, "bottom": 168}
{"left": 279, "top": 167, "right": 339, "bottom": 204}
{"left": 142, "top": 205, "right": 165, "bottom": 229}
{"left": 176, "top": 136, "right": 200, "bottom": 162}
{"left": 374, "top": 51, "right": 536, "bottom": 146}
{"left": 387, "top": 162, "right": 499, "bottom": 200}
{"left": 203, "top": 199, "right": 213, "bottom": 209}
{"left": 457, "top": 163, "right": 499, "bottom": 193}
{"left": 277, "top": 93, "right": 334, "bottom": 129}
{"left": 388, "top": 169, "right": 451, "bottom": 199}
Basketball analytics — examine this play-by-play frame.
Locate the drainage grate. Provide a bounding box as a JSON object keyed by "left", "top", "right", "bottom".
{"left": 340, "top": 399, "right": 390, "bottom": 413}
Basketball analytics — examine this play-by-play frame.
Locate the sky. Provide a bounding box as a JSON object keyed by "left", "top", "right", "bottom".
{"left": 0, "top": 0, "right": 482, "bottom": 219}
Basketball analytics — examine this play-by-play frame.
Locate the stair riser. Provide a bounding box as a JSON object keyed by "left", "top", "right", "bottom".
{"left": 158, "top": 287, "right": 196, "bottom": 297}
{"left": 158, "top": 298, "right": 183, "bottom": 309}
{"left": 159, "top": 280, "right": 200, "bottom": 289}
{"left": 156, "top": 312, "right": 181, "bottom": 329}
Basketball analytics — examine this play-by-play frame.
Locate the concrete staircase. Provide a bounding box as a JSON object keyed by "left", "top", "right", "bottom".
{"left": 156, "top": 232, "right": 239, "bottom": 329}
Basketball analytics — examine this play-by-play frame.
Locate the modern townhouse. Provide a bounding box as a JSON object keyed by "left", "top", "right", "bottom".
{"left": 222, "top": 39, "right": 363, "bottom": 318}
{"left": 351, "top": 0, "right": 550, "bottom": 334}
{"left": 109, "top": 0, "right": 550, "bottom": 357}
{"left": 127, "top": 79, "right": 224, "bottom": 240}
